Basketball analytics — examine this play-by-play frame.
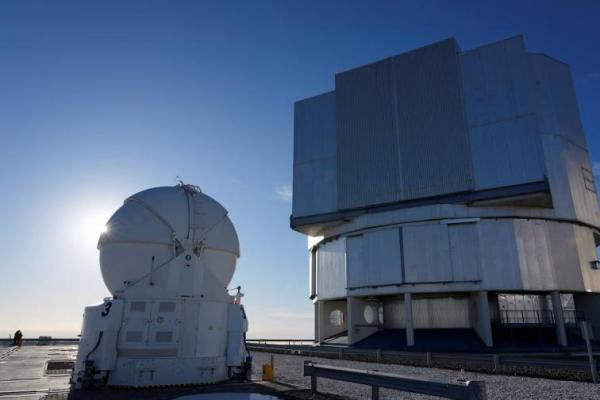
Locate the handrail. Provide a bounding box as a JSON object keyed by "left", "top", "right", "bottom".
{"left": 303, "top": 361, "right": 486, "bottom": 400}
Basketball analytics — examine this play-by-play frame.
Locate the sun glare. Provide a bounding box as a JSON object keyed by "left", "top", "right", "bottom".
{"left": 75, "top": 210, "right": 111, "bottom": 246}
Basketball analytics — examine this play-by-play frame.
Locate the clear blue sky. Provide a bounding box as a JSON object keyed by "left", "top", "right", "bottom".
{"left": 1, "top": 1, "right": 599, "bottom": 338}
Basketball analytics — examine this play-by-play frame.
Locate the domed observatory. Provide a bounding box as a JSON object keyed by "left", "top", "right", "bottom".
{"left": 72, "top": 184, "right": 249, "bottom": 388}
{"left": 292, "top": 36, "right": 600, "bottom": 351}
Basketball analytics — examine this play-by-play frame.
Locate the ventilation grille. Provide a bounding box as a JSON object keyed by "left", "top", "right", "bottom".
{"left": 155, "top": 331, "right": 173, "bottom": 343}
{"left": 130, "top": 301, "right": 146, "bottom": 312}
{"left": 125, "top": 331, "right": 143, "bottom": 343}
{"left": 158, "top": 302, "right": 176, "bottom": 313}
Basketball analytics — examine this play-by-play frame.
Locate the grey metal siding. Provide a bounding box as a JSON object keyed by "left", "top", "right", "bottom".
{"left": 336, "top": 59, "right": 399, "bottom": 209}
{"left": 478, "top": 219, "right": 523, "bottom": 290}
{"left": 448, "top": 223, "right": 481, "bottom": 281}
{"left": 293, "top": 92, "right": 337, "bottom": 217}
{"left": 528, "top": 54, "right": 587, "bottom": 149}
{"left": 461, "top": 36, "right": 545, "bottom": 190}
{"left": 394, "top": 39, "right": 473, "bottom": 199}
{"left": 346, "top": 229, "right": 403, "bottom": 288}
{"left": 403, "top": 224, "right": 452, "bottom": 283}
{"left": 335, "top": 39, "right": 473, "bottom": 210}
{"left": 316, "top": 238, "right": 346, "bottom": 299}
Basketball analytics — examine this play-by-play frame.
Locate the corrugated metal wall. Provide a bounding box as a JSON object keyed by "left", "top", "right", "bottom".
{"left": 461, "top": 36, "right": 545, "bottom": 190}
{"left": 335, "top": 59, "right": 399, "bottom": 209}
{"left": 394, "top": 39, "right": 473, "bottom": 199}
{"left": 346, "top": 229, "right": 403, "bottom": 288}
{"left": 316, "top": 238, "right": 346, "bottom": 299}
{"left": 293, "top": 91, "right": 337, "bottom": 217}
{"left": 448, "top": 223, "right": 481, "bottom": 281}
{"left": 403, "top": 224, "right": 453, "bottom": 283}
{"left": 335, "top": 39, "right": 473, "bottom": 210}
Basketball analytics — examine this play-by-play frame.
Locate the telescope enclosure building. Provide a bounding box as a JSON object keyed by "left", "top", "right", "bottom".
{"left": 291, "top": 36, "right": 600, "bottom": 349}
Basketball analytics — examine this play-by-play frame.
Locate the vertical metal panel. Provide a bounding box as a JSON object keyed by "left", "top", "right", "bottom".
{"left": 547, "top": 221, "right": 584, "bottom": 290}
{"left": 346, "top": 229, "right": 403, "bottom": 288}
{"left": 383, "top": 298, "right": 406, "bottom": 329}
{"left": 469, "top": 116, "right": 544, "bottom": 189}
{"left": 403, "top": 224, "right": 452, "bottom": 283}
{"left": 394, "top": 39, "right": 473, "bottom": 199}
{"left": 461, "top": 36, "right": 533, "bottom": 125}
{"left": 478, "top": 220, "right": 522, "bottom": 290}
{"left": 514, "top": 219, "right": 555, "bottom": 290}
{"left": 336, "top": 59, "right": 399, "bottom": 209}
{"left": 528, "top": 54, "right": 587, "bottom": 149}
{"left": 316, "top": 238, "right": 346, "bottom": 299}
{"left": 461, "top": 36, "right": 545, "bottom": 190}
{"left": 336, "top": 39, "right": 473, "bottom": 209}
{"left": 412, "top": 296, "right": 471, "bottom": 329}
{"left": 448, "top": 223, "right": 481, "bottom": 281}
{"left": 293, "top": 91, "right": 337, "bottom": 217}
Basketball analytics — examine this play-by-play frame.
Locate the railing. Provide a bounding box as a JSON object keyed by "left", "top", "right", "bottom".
{"left": 498, "top": 309, "right": 555, "bottom": 326}
{"left": 245, "top": 338, "right": 315, "bottom": 346}
{"left": 304, "top": 361, "right": 486, "bottom": 400}
{"left": 0, "top": 338, "right": 79, "bottom": 346}
{"left": 247, "top": 343, "right": 600, "bottom": 382}
{"left": 498, "top": 310, "right": 583, "bottom": 326}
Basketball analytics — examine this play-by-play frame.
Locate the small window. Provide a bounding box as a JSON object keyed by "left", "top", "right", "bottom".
{"left": 155, "top": 331, "right": 173, "bottom": 343}
{"left": 592, "top": 233, "right": 600, "bottom": 270}
{"left": 125, "top": 331, "right": 143, "bottom": 342}
{"left": 582, "top": 167, "right": 596, "bottom": 193}
{"left": 328, "top": 309, "right": 344, "bottom": 326}
{"left": 130, "top": 301, "right": 146, "bottom": 312}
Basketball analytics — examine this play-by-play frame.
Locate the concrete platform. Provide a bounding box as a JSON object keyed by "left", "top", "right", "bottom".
{"left": 0, "top": 346, "right": 340, "bottom": 400}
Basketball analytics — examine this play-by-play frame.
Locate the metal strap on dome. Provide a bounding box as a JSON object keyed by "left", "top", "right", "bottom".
{"left": 124, "top": 196, "right": 183, "bottom": 248}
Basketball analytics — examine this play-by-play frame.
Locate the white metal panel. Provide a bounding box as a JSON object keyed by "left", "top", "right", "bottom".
{"left": 514, "top": 219, "right": 555, "bottom": 290}
{"left": 448, "top": 223, "right": 481, "bottom": 281}
{"left": 403, "top": 224, "right": 452, "bottom": 283}
{"left": 316, "top": 238, "right": 346, "bottom": 299}
{"left": 412, "top": 296, "right": 471, "bottom": 329}
{"left": 336, "top": 58, "right": 399, "bottom": 209}
{"left": 346, "top": 229, "right": 403, "bottom": 288}
{"left": 394, "top": 38, "right": 473, "bottom": 199}
{"left": 547, "top": 221, "right": 584, "bottom": 290}
{"left": 293, "top": 92, "right": 337, "bottom": 217}
{"left": 477, "top": 220, "right": 522, "bottom": 290}
{"left": 383, "top": 298, "right": 406, "bottom": 329}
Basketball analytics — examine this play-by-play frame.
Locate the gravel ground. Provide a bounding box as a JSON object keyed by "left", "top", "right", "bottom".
{"left": 251, "top": 352, "right": 600, "bottom": 400}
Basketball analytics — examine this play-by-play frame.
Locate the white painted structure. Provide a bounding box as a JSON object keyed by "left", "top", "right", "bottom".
{"left": 73, "top": 184, "right": 249, "bottom": 387}
{"left": 292, "top": 36, "right": 600, "bottom": 348}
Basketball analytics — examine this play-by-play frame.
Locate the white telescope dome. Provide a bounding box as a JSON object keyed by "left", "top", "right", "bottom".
{"left": 98, "top": 184, "right": 239, "bottom": 297}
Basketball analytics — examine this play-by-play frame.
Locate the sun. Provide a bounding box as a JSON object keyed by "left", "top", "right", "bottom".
{"left": 75, "top": 209, "right": 111, "bottom": 246}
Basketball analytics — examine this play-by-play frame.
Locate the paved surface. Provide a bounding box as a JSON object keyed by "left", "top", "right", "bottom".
{"left": 251, "top": 352, "right": 600, "bottom": 399}
{"left": 0, "top": 345, "right": 76, "bottom": 399}
{"left": 2, "top": 346, "right": 600, "bottom": 399}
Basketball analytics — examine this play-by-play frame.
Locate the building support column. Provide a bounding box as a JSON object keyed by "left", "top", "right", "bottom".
{"left": 315, "top": 301, "right": 321, "bottom": 344}
{"left": 476, "top": 291, "right": 493, "bottom": 347}
{"left": 404, "top": 293, "right": 414, "bottom": 347}
{"left": 551, "top": 291, "right": 568, "bottom": 347}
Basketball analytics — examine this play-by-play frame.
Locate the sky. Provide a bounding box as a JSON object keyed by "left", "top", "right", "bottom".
{"left": 0, "top": 1, "right": 599, "bottom": 339}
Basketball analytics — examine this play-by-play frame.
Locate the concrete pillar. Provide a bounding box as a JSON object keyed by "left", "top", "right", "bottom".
{"left": 315, "top": 301, "right": 320, "bottom": 343}
{"left": 551, "top": 291, "right": 568, "bottom": 347}
{"left": 474, "top": 291, "right": 493, "bottom": 347}
{"left": 404, "top": 293, "right": 414, "bottom": 347}
{"left": 347, "top": 297, "right": 378, "bottom": 345}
